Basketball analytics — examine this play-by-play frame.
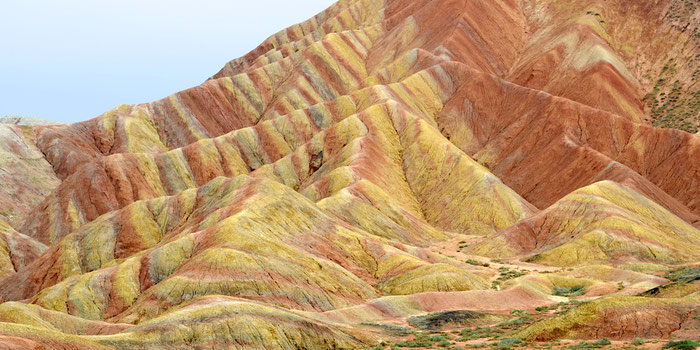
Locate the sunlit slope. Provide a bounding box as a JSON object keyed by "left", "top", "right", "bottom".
{"left": 0, "top": 0, "right": 697, "bottom": 348}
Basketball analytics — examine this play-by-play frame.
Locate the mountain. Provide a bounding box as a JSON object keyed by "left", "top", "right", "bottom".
{"left": 0, "top": 0, "right": 697, "bottom": 349}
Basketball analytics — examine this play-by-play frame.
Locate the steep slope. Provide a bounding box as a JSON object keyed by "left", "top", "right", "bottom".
{"left": 0, "top": 221, "right": 46, "bottom": 281}
{"left": 0, "top": 0, "right": 698, "bottom": 348}
{"left": 92, "top": 297, "right": 371, "bottom": 350}
{"left": 436, "top": 71, "right": 700, "bottom": 219}
{"left": 470, "top": 181, "right": 700, "bottom": 266}
{"left": 0, "top": 124, "right": 60, "bottom": 229}
{"left": 515, "top": 0, "right": 700, "bottom": 132}
{"left": 518, "top": 295, "right": 699, "bottom": 340}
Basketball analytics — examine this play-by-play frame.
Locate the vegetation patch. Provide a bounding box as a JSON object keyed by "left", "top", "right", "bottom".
{"left": 409, "top": 310, "right": 504, "bottom": 330}
{"left": 492, "top": 266, "right": 525, "bottom": 289}
{"left": 644, "top": 57, "right": 700, "bottom": 134}
{"left": 663, "top": 339, "right": 700, "bottom": 350}
{"left": 552, "top": 285, "right": 585, "bottom": 297}
{"left": 466, "top": 259, "right": 490, "bottom": 267}
{"left": 664, "top": 266, "right": 700, "bottom": 283}
{"left": 497, "top": 310, "right": 534, "bottom": 330}
{"left": 535, "top": 300, "right": 587, "bottom": 314}
{"left": 638, "top": 266, "right": 700, "bottom": 298}
{"left": 394, "top": 340, "right": 434, "bottom": 348}
{"left": 568, "top": 338, "right": 611, "bottom": 349}
{"left": 459, "top": 326, "right": 504, "bottom": 340}
{"left": 492, "top": 337, "right": 524, "bottom": 350}
{"left": 361, "top": 322, "right": 412, "bottom": 336}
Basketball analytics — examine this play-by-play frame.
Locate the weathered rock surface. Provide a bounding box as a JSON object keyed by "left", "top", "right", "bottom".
{"left": 0, "top": 116, "right": 63, "bottom": 126}
{"left": 471, "top": 181, "right": 700, "bottom": 266}
{"left": 0, "top": 0, "right": 697, "bottom": 348}
{"left": 0, "top": 125, "right": 60, "bottom": 228}
{"left": 518, "top": 295, "right": 699, "bottom": 340}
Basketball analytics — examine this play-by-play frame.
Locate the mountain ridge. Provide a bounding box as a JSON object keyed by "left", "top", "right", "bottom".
{"left": 0, "top": 0, "right": 697, "bottom": 348}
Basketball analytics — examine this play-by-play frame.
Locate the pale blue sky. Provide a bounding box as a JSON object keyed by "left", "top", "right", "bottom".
{"left": 0, "top": 0, "right": 335, "bottom": 123}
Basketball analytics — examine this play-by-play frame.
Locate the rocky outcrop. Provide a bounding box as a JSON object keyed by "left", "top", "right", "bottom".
{"left": 0, "top": 0, "right": 697, "bottom": 348}
{"left": 518, "top": 296, "right": 699, "bottom": 340}
{"left": 471, "top": 181, "right": 700, "bottom": 266}
{"left": 0, "top": 125, "right": 60, "bottom": 228}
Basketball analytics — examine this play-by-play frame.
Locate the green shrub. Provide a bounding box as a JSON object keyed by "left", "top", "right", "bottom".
{"left": 569, "top": 338, "right": 611, "bottom": 349}
{"left": 497, "top": 310, "right": 532, "bottom": 329}
{"left": 492, "top": 338, "right": 523, "bottom": 350}
{"left": 394, "top": 340, "right": 432, "bottom": 348}
{"left": 552, "top": 285, "right": 585, "bottom": 297}
{"left": 663, "top": 339, "right": 700, "bottom": 349}
{"left": 497, "top": 318, "right": 524, "bottom": 329}
{"left": 511, "top": 310, "right": 530, "bottom": 318}
{"left": 664, "top": 267, "right": 700, "bottom": 283}
{"left": 409, "top": 310, "right": 496, "bottom": 330}
{"left": 427, "top": 335, "right": 447, "bottom": 342}
{"left": 360, "top": 322, "right": 411, "bottom": 336}
{"left": 466, "top": 259, "right": 489, "bottom": 267}
{"left": 633, "top": 337, "right": 645, "bottom": 346}
{"left": 592, "top": 338, "right": 611, "bottom": 346}
{"left": 459, "top": 326, "right": 502, "bottom": 340}
{"left": 536, "top": 305, "right": 556, "bottom": 312}
{"left": 496, "top": 267, "right": 525, "bottom": 282}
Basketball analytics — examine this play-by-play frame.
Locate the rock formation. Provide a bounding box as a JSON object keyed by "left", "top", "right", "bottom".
{"left": 0, "top": 0, "right": 697, "bottom": 348}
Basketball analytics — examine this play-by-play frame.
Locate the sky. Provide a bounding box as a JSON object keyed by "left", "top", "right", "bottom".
{"left": 0, "top": 0, "right": 335, "bottom": 124}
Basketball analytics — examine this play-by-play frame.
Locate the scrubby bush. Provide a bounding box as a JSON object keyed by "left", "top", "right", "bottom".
{"left": 569, "top": 338, "right": 611, "bottom": 349}
{"left": 592, "top": 338, "right": 611, "bottom": 346}
{"left": 459, "top": 326, "right": 502, "bottom": 340}
{"left": 466, "top": 259, "right": 489, "bottom": 267}
{"left": 552, "top": 285, "right": 585, "bottom": 297}
{"left": 492, "top": 338, "right": 523, "bottom": 350}
{"left": 664, "top": 267, "right": 700, "bottom": 283}
{"left": 394, "top": 340, "right": 432, "bottom": 348}
{"left": 427, "top": 335, "right": 447, "bottom": 342}
{"left": 360, "top": 322, "right": 411, "bottom": 336}
{"left": 409, "top": 310, "right": 493, "bottom": 330}
{"left": 497, "top": 310, "right": 532, "bottom": 330}
{"left": 663, "top": 339, "right": 700, "bottom": 349}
